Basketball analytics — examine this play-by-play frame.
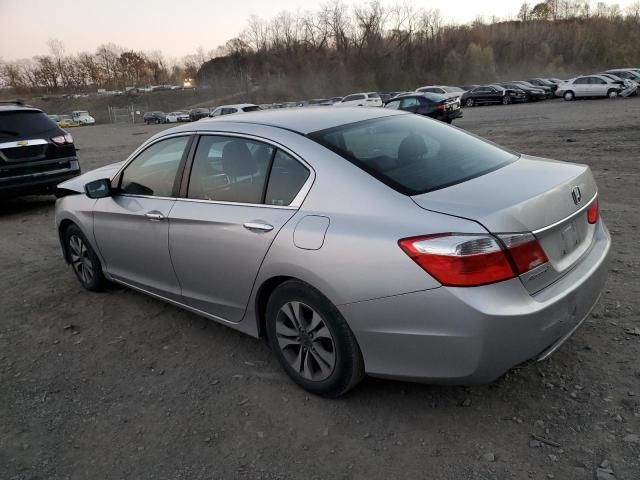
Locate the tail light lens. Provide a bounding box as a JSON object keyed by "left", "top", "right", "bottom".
{"left": 587, "top": 198, "right": 599, "bottom": 224}
{"left": 51, "top": 133, "right": 73, "bottom": 145}
{"left": 497, "top": 233, "right": 548, "bottom": 274}
{"left": 436, "top": 103, "right": 446, "bottom": 111}
{"left": 398, "top": 232, "right": 548, "bottom": 287}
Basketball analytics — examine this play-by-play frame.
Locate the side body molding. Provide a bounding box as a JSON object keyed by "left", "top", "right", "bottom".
{"left": 293, "top": 215, "right": 330, "bottom": 250}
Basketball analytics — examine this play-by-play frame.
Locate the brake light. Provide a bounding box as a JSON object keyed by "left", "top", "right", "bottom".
{"left": 436, "top": 104, "right": 446, "bottom": 111}
{"left": 398, "top": 233, "right": 548, "bottom": 287}
{"left": 51, "top": 133, "right": 73, "bottom": 145}
{"left": 497, "top": 233, "right": 548, "bottom": 274}
{"left": 587, "top": 198, "right": 599, "bottom": 224}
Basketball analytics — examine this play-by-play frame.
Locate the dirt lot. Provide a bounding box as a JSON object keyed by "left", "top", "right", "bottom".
{"left": 1, "top": 98, "right": 639, "bottom": 480}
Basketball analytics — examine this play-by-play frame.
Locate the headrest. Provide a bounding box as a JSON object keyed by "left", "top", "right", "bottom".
{"left": 222, "top": 141, "right": 256, "bottom": 177}
{"left": 397, "top": 134, "right": 427, "bottom": 166}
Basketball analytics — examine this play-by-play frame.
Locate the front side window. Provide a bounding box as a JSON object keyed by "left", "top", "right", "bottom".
{"left": 385, "top": 100, "right": 401, "bottom": 110}
{"left": 120, "top": 136, "right": 188, "bottom": 197}
{"left": 400, "top": 97, "right": 420, "bottom": 109}
{"left": 188, "top": 136, "right": 273, "bottom": 203}
{"left": 590, "top": 77, "right": 606, "bottom": 84}
{"left": 310, "top": 115, "right": 517, "bottom": 195}
{"left": 343, "top": 94, "right": 365, "bottom": 102}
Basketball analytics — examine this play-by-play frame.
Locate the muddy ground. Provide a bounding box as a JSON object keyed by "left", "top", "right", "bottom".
{"left": 1, "top": 98, "right": 639, "bottom": 480}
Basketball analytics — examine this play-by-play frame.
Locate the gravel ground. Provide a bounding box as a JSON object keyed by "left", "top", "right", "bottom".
{"left": 1, "top": 98, "right": 639, "bottom": 480}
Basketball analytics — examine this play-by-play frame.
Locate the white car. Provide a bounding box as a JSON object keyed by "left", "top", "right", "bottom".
{"left": 555, "top": 75, "right": 624, "bottom": 100}
{"left": 71, "top": 110, "right": 95, "bottom": 125}
{"left": 415, "top": 85, "right": 465, "bottom": 101}
{"left": 165, "top": 111, "right": 190, "bottom": 123}
{"left": 599, "top": 74, "right": 638, "bottom": 97}
{"left": 333, "top": 92, "right": 382, "bottom": 107}
{"left": 209, "top": 104, "right": 262, "bottom": 117}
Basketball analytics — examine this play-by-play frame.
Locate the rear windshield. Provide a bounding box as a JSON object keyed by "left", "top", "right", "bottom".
{"left": 309, "top": 115, "right": 517, "bottom": 195}
{"left": 0, "top": 110, "right": 59, "bottom": 139}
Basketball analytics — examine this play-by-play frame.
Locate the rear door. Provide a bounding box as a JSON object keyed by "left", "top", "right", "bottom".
{"left": 589, "top": 76, "right": 608, "bottom": 96}
{"left": 93, "top": 134, "right": 191, "bottom": 299}
{"left": 168, "top": 134, "right": 312, "bottom": 322}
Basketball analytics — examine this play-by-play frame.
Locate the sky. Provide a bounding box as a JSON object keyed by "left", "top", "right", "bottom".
{"left": 0, "top": 0, "right": 635, "bottom": 61}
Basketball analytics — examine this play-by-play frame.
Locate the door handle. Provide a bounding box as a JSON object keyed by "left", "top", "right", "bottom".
{"left": 145, "top": 212, "right": 165, "bottom": 221}
{"left": 243, "top": 222, "right": 274, "bottom": 232}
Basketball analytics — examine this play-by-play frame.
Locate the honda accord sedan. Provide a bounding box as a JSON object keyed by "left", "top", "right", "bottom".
{"left": 55, "top": 108, "right": 610, "bottom": 397}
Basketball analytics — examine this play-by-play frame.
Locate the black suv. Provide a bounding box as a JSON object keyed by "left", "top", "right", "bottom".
{"left": 143, "top": 111, "right": 167, "bottom": 124}
{"left": 0, "top": 102, "right": 80, "bottom": 198}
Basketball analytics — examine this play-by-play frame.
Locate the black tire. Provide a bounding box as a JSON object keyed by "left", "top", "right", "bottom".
{"left": 563, "top": 91, "right": 575, "bottom": 101}
{"left": 64, "top": 224, "right": 105, "bottom": 292}
{"left": 502, "top": 95, "right": 511, "bottom": 105}
{"left": 607, "top": 89, "right": 618, "bottom": 99}
{"left": 266, "top": 280, "right": 365, "bottom": 397}
{"left": 445, "top": 118, "right": 453, "bottom": 124}
{"left": 465, "top": 98, "right": 474, "bottom": 107}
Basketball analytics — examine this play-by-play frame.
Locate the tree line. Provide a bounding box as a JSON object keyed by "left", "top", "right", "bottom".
{"left": 2, "top": 0, "right": 640, "bottom": 99}
{"left": 0, "top": 40, "right": 212, "bottom": 93}
{"left": 198, "top": 0, "right": 640, "bottom": 101}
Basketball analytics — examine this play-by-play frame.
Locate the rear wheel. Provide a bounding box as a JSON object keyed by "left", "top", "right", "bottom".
{"left": 266, "top": 280, "right": 364, "bottom": 397}
{"left": 65, "top": 225, "right": 105, "bottom": 291}
{"left": 563, "top": 91, "right": 575, "bottom": 101}
{"left": 607, "top": 89, "right": 618, "bottom": 99}
{"left": 465, "top": 98, "right": 474, "bottom": 107}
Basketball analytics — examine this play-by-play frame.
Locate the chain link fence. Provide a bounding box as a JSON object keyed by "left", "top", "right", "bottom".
{"left": 107, "top": 104, "right": 148, "bottom": 124}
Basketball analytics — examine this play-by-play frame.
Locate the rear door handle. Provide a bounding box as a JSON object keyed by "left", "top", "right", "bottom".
{"left": 243, "top": 222, "right": 274, "bottom": 232}
{"left": 145, "top": 212, "right": 165, "bottom": 221}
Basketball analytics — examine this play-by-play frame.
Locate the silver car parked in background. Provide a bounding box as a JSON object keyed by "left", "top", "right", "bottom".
{"left": 556, "top": 75, "right": 624, "bottom": 100}
{"left": 55, "top": 108, "right": 610, "bottom": 396}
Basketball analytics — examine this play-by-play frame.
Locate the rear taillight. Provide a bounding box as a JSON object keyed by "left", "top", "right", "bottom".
{"left": 436, "top": 103, "right": 446, "bottom": 111}
{"left": 398, "top": 233, "right": 548, "bottom": 287}
{"left": 497, "top": 233, "right": 548, "bottom": 274}
{"left": 51, "top": 133, "right": 73, "bottom": 145}
{"left": 587, "top": 198, "right": 599, "bottom": 224}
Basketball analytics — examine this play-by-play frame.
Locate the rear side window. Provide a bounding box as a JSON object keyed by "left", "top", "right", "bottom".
{"left": 188, "top": 136, "right": 273, "bottom": 203}
{"left": 242, "top": 105, "right": 262, "bottom": 112}
{"left": 265, "top": 150, "right": 310, "bottom": 206}
{"left": 343, "top": 94, "right": 365, "bottom": 102}
{"left": 385, "top": 100, "right": 401, "bottom": 109}
{"left": 309, "top": 115, "right": 517, "bottom": 195}
{"left": 0, "top": 111, "right": 59, "bottom": 139}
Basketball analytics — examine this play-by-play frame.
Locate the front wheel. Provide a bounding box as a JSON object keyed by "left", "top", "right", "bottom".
{"left": 266, "top": 280, "right": 364, "bottom": 397}
{"left": 465, "top": 98, "right": 474, "bottom": 107}
{"left": 502, "top": 95, "right": 511, "bottom": 105}
{"left": 65, "top": 225, "right": 105, "bottom": 291}
{"left": 607, "top": 89, "right": 618, "bottom": 99}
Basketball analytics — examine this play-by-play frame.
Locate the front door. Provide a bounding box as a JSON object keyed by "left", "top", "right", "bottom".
{"left": 93, "top": 135, "right": 191, "bottom": 299}
{"left": 169, "top": 135, "right": 311, "bottom": 322}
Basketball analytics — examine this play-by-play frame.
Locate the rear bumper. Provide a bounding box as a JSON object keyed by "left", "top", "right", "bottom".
{"left": 0, "top": 159, "right": 81, "bottom": 197}
{"left": 339, "top": 220, "right": 611, "bottom": 384}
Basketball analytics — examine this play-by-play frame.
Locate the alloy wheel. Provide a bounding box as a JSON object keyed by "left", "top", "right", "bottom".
{"left": 275, "top": 301, "right": 336, "bottom": 381}
{"left": 69, "top": 234, "right": 94, "bottom": 285}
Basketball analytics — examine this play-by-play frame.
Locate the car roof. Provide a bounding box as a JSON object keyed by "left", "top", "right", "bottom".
{"left": 0, "top": 103, "right": 41, "bottom": 113}
{"left": 215, "top": 103, "right": 257, "bottom": 109}
{"left": 195, "top": 106, "right": 405, "bottom": 134}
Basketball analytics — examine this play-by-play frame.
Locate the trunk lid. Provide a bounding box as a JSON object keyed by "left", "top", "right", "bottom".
{"left": 411, "top": 155, "right": 598, "bottom": 292}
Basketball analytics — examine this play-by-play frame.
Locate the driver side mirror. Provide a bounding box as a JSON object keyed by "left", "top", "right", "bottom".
{"left": 85, "top": 178, "right": 112, "bottom": 199}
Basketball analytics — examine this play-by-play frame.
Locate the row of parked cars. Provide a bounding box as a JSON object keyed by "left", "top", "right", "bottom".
{"left": 141, "top": 67, "right": 639, "bottom": 128}
{"left": 47, "top": 111, "right": 96, "bottom": 127}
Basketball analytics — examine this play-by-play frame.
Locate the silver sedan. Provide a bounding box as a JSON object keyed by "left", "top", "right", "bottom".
{"left": 55, "top": 108, "right": 611, "bottom": 396}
